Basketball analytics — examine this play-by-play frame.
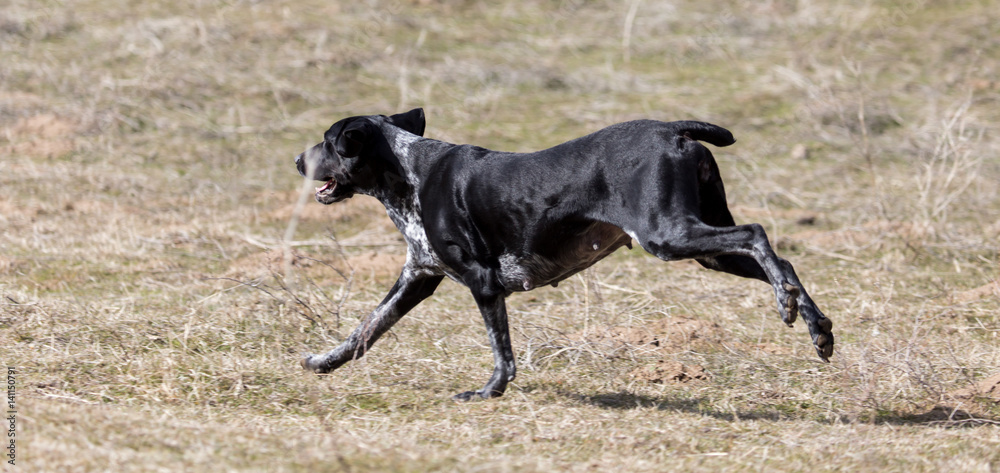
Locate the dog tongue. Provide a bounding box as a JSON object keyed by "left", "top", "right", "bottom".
{"left": 316, "top": 180, "right": 335, "bottom": 193}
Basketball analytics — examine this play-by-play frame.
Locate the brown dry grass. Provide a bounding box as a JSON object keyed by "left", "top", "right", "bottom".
{"left": 3, "top": 0, "right": 1000, "bottom": 471}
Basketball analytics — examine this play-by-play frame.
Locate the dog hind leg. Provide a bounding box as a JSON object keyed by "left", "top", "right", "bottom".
{"left": 638, "top": 218, "right": 834, "bottom": 361}
{"left": 690, "top": 166, "right": 833, "bottom": 359}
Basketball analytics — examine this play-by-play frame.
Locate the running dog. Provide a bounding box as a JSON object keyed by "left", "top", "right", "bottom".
{"left": 294, "top": 108, "right": 834, "bottom": 401}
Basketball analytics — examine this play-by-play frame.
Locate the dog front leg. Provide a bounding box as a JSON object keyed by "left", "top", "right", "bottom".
{"left": 302, "top": 270, "right": 443, "bottom": 373}
{"left": 454, "top": 292, "right": 516, "bottom": 401}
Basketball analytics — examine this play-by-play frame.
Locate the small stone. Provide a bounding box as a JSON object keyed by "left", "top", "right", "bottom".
{"left": 790, "top": 143, "right": 809, "bottom": 160}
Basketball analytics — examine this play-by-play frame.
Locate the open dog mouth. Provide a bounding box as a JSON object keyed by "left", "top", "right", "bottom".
{"left": 315, "top": 179, "right": 337, "bottom": 200}
{"left": 316, "top": 179, "right": 336, "bottom": 193}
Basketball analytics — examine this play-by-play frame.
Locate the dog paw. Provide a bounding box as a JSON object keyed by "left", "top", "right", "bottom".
{"left": 812, "top": 316, "right": 834, "bottom": 362}
{"left": 778, "top": 282, "right": 801, "bottom": 326}
{"left": 453, "top": 390, "right": 486, "bottom": 402}
{"left": 453, "top": 385, "right": 507, "bottom": 401}
{"left": 301, "top": 354, "right": 332, "bottom": 373}
{"left": 796, "top": 303, "right": 834, "bottom": 362}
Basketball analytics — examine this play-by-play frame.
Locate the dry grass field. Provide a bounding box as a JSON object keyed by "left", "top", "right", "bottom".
{"left": 3, "top": 0, "right": 1000, "bottom": 471}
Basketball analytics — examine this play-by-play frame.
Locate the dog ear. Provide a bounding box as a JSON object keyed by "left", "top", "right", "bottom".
{"left": 334, "top": 120, "right": 373, "bottom": 158}
{"left": 389, "top": 108, "right": 425, "bottom": 137}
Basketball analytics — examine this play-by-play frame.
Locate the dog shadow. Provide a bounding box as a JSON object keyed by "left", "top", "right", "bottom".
{"left": 561, "top": 390, "right": 999, "bottom": 427}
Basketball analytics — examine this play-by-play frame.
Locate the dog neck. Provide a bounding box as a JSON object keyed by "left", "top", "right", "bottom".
{"left": 373, "top": 125, "right": 450, "bottom": 206}
{"left": 360, "top": 125, "right": 430, "bottom": 222}
{"left": 383, "top": 124, "right": 437, "bottom": 188}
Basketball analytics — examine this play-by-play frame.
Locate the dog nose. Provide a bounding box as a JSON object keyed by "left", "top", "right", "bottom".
{"left": 295, "top": 153, "right": 305, "bottom": 176}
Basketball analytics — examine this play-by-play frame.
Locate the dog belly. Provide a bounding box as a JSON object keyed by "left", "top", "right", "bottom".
{"left": 499, "top": 221, "right": 632, "bottom": 292}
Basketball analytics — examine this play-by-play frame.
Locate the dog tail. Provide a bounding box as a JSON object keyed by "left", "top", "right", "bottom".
{"left": 671, "top": 121, "right": 736, "bottom": 147}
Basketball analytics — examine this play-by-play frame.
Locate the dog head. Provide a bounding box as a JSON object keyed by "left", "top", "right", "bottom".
{"left": 295, "top": 108, "right": 426, "bottom": 204}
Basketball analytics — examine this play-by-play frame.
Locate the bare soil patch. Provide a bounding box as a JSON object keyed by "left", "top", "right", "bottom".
{"left": 2, "top": 113, "right": 78, "bottom": 158}
{"left": 577, "top": 315, "right": 723, "bottom": 353}
{"left": 947, "top": 372, "right": 1000, "bottom": 403}
{"left": 952, "top": 280, "right": 1000, "bottom": 303}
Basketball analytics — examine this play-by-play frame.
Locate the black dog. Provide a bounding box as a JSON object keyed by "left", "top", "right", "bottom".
{"left": 294, "top": 108, "right": 834, "bottom": 401}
